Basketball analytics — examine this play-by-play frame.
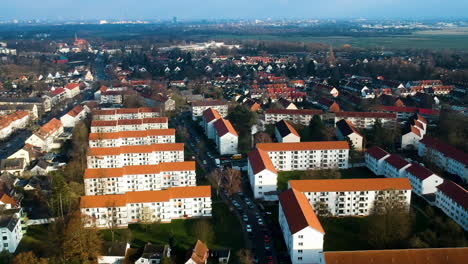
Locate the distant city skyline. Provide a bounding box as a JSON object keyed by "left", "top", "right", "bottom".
{"left": 1, "top": 0, "right": 468, "bottom": 21}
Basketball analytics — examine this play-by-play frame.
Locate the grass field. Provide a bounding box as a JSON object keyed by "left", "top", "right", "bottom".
{"left": 214, "top": 29, "right": 468, "bottom": 50}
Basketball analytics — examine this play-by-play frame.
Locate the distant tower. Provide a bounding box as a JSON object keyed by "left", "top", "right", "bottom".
{"left": 172, "top": 16, "right": 177, "bottom": 24}
{"left": 327, "top": 46, "right": 336, "bottom": 66}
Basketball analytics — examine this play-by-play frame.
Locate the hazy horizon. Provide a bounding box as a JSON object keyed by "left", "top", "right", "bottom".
{"left": 1, "top": 0, "right": 468, "bottom": 21}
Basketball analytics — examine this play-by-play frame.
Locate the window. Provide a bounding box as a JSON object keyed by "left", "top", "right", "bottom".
{"left": 298, "top": 242, "right": 303, "bottom": 246}
{"left": 298, "top": 235, "right": 303, "bottom": 239}
{"left": 298, "top": 257, "right": 303, "bottom": 261}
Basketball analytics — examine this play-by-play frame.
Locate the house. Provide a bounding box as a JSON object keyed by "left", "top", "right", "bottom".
{"left": 80, "top": 186, "right": 212, "bottom": 228}
{"left": 335, "top": 119, "right": 363, "bottom": 150}
{"left": 88, "top": 129, "right": 176, "bottom": 148}
{"left": 0, "top": 96, "right": 52, "bottom": 113}
{"left": 7, "top": 144, "right": 42, "bottom": 165}
{"left": 0, "top": 104, "right": 38, "bottom": 120}
{"left": 0, "top": 158, "right": 26, "bottom": 176}
{"left": 401, "top": 126, "right": 423, "bottom": 150}
{"left": 25, "top": 118, "right": 63, "bottom": 151}
{"left": 264, "top": 109, "right": 324, "bottom": 125}
{"left": 279, "top": 188, "right": 325, "bottom": 264}
{"left": 87, "top": 143, "right": 184, "bottom": 169}
{"left": 91, "top": 117, "right": 168, "bottom": 133}
{"left": 275, "top": 120, "right": 300, "bottom": 143}
{"left": 435, "top": 181, "right": 468, "bottom": 231}
{"left": 202, "top": 108, "right": 222, "bottom": 140}
{"left": 279, "top": 98, "right": 298, "bottom": 110}
{"left": 135, "top": 243, "right": 170, "bottom": 264}
{"left": 244, "top": 98, "right": 261, "bottom": 112}
{"left": 98, "top": 242, "right": 129, "bottom": 264}
{"left": 154, "top": 94, "right": 175, "bottom": 112}
{"left": 404, "top": 162, "right": 443, "bottom": 198}
{"left": 64, "top": 83, "right": 81, "bottom": 98}
{"left": 60, "top": 105, "right": 89, "bottom": 128}
{"left": 209, "top": 249, "right": 231, "bottom": 264}
{"left": 29, "top": 160, "right": 55, "bottom": 176}
{"left": 418, "top": 136, "right": 468, "bottom": 183}
{"left": 372, "top": 106, "right": 440, "bottom": 120}
{"left": 247, "top": 148, "right": 278, "bottom": 200}
{"left": 84, "top": 162, "right": 196, "bottom": 195}
{"left": 382, "top": 154, "right": 411, "bottom": 178}
{"left": 191, "top": 100, "right": 228, "bottom": 121}
{"left": 334, "top": 112, "right": 397, "bottom": 129}
{"left": 0, "top": 206, "right": 24, "bottom": 253}
{"left": 365, "top": 146, "right": 391, "bottom": 176}
{"left": 213, "top": 118, "right": 238, "bottom": 155}
{"left": 0, "top": 111, "right": 30, "bottom": 140}
{"left": 317, "top": 98, "right": 340, "bottom": 112}
{"left": 289, "top": 178, "right": 412, "bottom": 216}
{"left": 185, "top": 240, "right": 209, "bottom": 264}
{"left": 49, "top": 88, "right": 68, "bottom": 105}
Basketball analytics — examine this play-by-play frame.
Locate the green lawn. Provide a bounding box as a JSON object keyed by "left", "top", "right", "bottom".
{"left": 101, "top": 201, "right": 244, "bottom": 263}
{"left": 277, "top": 167, "right": 381, "bottom": 190}
{"left": 16, "top": 224, "right": 51, "bottom": 258}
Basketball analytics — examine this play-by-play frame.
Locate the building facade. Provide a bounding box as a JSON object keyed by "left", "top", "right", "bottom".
{"left": 89, "top": 129, "right": 176, "bottom": 148}
{"left": 191, "top": 100, "right": 228, "bottom": 120}
{"left": 264, "top": 109, "right": 324, "bottom": 125}
{"left": 90, "top": 118, "right": 168, "bottom": 133}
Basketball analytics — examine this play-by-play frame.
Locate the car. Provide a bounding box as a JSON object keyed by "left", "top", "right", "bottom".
{"left": 249, "top": 204, "right": 255, "bottom": 209}
{"left": 258, "top": 219, "right": 264, "bottom": 225}
{"left": 267, "top": 256, "right": 273, "bottom": 261}
{"left": 264, "top": 235, "right": 270, "bottom": 242}
{"left": 233, "top": 201, "right": 240, "bottom": 207}
{"left": 242, "top": 215, "right": 248, "bottom": 222}
{"left": 253, "top": 256, "right": 259, "bottom": 263}
{"left": 246, "top": 224, "right": 252, "bottom": 232}
{"left": 264, "top": 244, "right": 271, "bottom": 250}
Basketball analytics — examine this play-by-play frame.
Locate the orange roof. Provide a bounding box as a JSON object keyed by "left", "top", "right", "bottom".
{"left": 36, "top": 118, "right": 62, "bottom": 139}
{"left": 80, "top": 186, "right": 211, "bottom": 208}
{"left": 202, "top": 108, "right": 221, "bottom": 123}
{"left": 257, "top": 141, "right": 349, "bottom": 152}
{"left": 0, "top": 111, "right": 29, "bottom": 129}
{"left": 410, "top": 126, "right": 421, "bottom": 137}
{"left": 65, "top": 83, "right": 80, "bottom": 90}
{"left": 88, "top": 143, "right": 184, "bottom": 156}
{"left": 66, "top": 105, "right": 84, "bottom": 117}
{"left": 89, "top": 129, "right": 175, "bottom": 140}
{"left": 214, "top": 118, "right": 238, "bottom": 137}
{"left": 0, "top": 193, "right": 17, "bottom": 207}
{"left": 248, "top": 148, "right": 277, "bottom": 174}
{"left": 279, "top": 188, "right": 325, "bottom": 234}
{"left": 84, "top": 161, "right": 195, "bottom": 179}
{"left": 289, "top": 178, "right": 412, "bottom": 192}
{"left": 323, "top": 248, "right": 468, "bottom": 264}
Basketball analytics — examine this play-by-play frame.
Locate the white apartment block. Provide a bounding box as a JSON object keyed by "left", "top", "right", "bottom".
{"left": 435, "top": 181, "right": 468, "bottom": 231}
{"left": 382, "top": 154, "right": 411, "bottom": 178}
{"left": 0, "top": 207, "right": 24, "bottom": 253}
{"left": 202, "top": 108, "right": 221, "bottom": 140}
{"left": 213, "top": 118, "right": 238, "bottom": 155}
{"left": 90, "top": 117, "right": 168, "bottom": 133}
{"left": 191, "top": 100, "right": 228, "bottom": 121}
{"left": 80, "top": 186, "right": 212, "bottom": 228}
{"left": 25, "top": 118, "right": 63, "bottom": 151}
{"left": 0, "top": 111, "right": 30, "bottom": 140}
{"left": 279, "top": 188, "right": 325, "bottom": 264}
{"left": 418, "top": 136, "right": 468, "bottom": 183}
{"left": 89, "top": 129, "right": 176, "bottom": 148}
{"left": 87, "top": 143, "right": 184, "bottom": 169}
{"left": 289, "top": 178, "right": 412, "bottom": 217}
{"left": 365, "top": 146, "right": 391, "bottom": 175}
{"left": 93, "top": 107, "right": 162, "bottom": 121}
{"left": 335, "top": 119, "right": 363, "bottom": 151}
{"left": 334, "top": 112, "right": 397, "bottom": 129}
{"left": 100, "top": 91, "right": 123, "bottom": 104}
{"left": 84, "top": 162, "right": 196, "bottom": 195}
{"left": 248, "top": 142, "right": 349, "bottom": 200}
{"left": 264, "top": 109, "right": 324, "bottom": 125}
{"left": 275, "top": 120, "right": 300, "bottom": 143}
{"left": 404, "top": 162, "right": 444, "bottom": 197}
{"left": 60, "top": 105, "right": 89, "bottom": 128}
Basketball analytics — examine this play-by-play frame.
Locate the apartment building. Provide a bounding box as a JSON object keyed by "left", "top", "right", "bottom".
{"left": 279, "top": 188, "right": 325, "bottom": 264}
{"left": 334, "top": 112, "right": 397, "bottom": 129}
{"left": 89, "top": 129, "right": 176, "bottom": 148}
{"left": 60, "top": 105, "right": 89, "bottom": 128}
{"left": 0, "top": 201, "right": 24, "bottom": 253}
{"left": 289, "top": 178, "right": 412, "bottom": 217}
{"left": 264, "top": 109, "right": 324, "bottom": 125}
{"left": 84, "top": 161, "right": 196, "bottom": 195}
{"left": 435, "top": 181, "right": 468, "bottom": 231}
{"left": 87, "top": 143, "right": 184, "bottom": 169}
{"left": 404, "top": 162, "right": 444, "bottom": 197}
{"left": 191, "top": 100, "right": 228, "bottom": 120}
{"left": 90, "top": 117, "right": 168, "bottom": 133}
{"left": 418, "top": 136, "right": 468, "bottom": 183}
{"left": 248, "top": 142, "right": 349, "bottom": 200}
{"left": 80, "top": 186, "right": 212, "bottom": 228}
{"left": 202, "top": 108, "right": 221, "bottom": 140}
{"left": 275, "top": 120, "right": 300, "bottom": 143}
{"left": 0, "top": 111, "right": 30, "bottom": 140}
{"left": 25, "top": 118, "right": 63, "bottom": 151}
{"left": 213, "top": 118, "right": 238, "bottom": 155}
{"left": 93, "top": 107, "right": 162, "bottom": 121}
{"left": 382, "top": 154, "right": 411, "bottom": 178}
{"left": 335, "top": 119, "right": 363, "bottom": 150}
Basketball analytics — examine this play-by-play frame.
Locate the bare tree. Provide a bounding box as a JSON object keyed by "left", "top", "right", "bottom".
{"left": 253, "top": 132, "right": 272, "bottom": 145}
{"left": 105, "top": 201, "right": 120, "bottom": 243}
{"left": 222, "top": 168, "right": 242, "bottom": 196}
{"left": 140, "top": 206, "right": 155, "bottom": 232}
{"left": 236, "top": 249, "right": 253, "bottom": 264}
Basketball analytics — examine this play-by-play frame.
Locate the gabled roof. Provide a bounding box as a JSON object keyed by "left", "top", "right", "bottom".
{"left": 35, "top": 118, "right": 62, "bottom": 140}
{"left": 419, "top": 136, "right": 468, "bottom": 166}
{"left": 279, "top": 188, "right": 325, "bottom": 235}
{"left": 265, "top": 109, "right": 324, "bottom": 115}
{"left": 66, "top": 105, "right": 84, "bottom": 117}
{"left": 248, "top": 148, "right": 277, "bottom": 175}
{"left": 289, "top": 178, "right": 412, "bottom": 193}
{"left": 202, "top": 108, "right": 222, "bottom": 123}
{"left": 84, "top": 161, "right": 195, "bottom": 179}
{"left": 192, "top": 100, "right": 227, "bottom": 107}
{"left": 365, "top": 146, "right": 389, "bottom": 160}
{"left": 323, "top": 247, "right": 468, "bottom": 264}
{"left": 257, "top": 141, "right": 349, "bottom": 152}
{"left": 336, "top": 119, "right": 361, "bottom": 137}
{"left": 275, "top": 120, "right": 300, "bottom": 138}
{"left": 384, "top": 154, "right": 410, "bottom": 170}
{"left": 65, "top": 83, "right": 80, "bottom": 90}
{"left": 213, "top": 118, "right": 238, "bottom": 137}
{"left": 405, "top": 163, "right": 436, "bottom": 181}
{"left": 189, "top": 240, "right": 209, "bottom": 264}
{"left": 436, "top": 180, "right": 468, "bottom": 211}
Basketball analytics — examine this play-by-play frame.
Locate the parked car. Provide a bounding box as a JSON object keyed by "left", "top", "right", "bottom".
{"left": 246, "top": 224, "right": 252, "bottom": 232}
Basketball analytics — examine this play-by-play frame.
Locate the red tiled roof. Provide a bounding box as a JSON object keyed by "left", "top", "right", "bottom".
{"left": 66, "top": 105, "right": 84, "bottom": 117}
{"left": 51, "top": 87, "right": 66, "bottom": 95}
{"left": 257, "top": 141, "right": 349, "bottom": 152}
{"left": 248, "top": 148, "right": 277, "bottom": 174}
{"left": 279, "top": 188, "right": 325, "bottom": 234}
{"left": 365, "top": 146, "right": 389, "bottom": 160}
{"left": 202, "top": 108, "right": 222, "bottom": 123}
{"left": 406, "top": 163, "right": 436, "bottom": 181}
{"left": 437, "top": 180, "right": 468, "bottom": 211}
{"left": 266, "top": 109, "right": 324, "bottom": 115}
{"left": 36, "top": 118, "right": 62, "bottom": 139}
{"left": 65, "top": 83, "right": 80, "bottom": 90}
{"left": 335, "top": 111, "right": 396, "bottom": 119}
{"left": 384, "top": 154, "right": 410, "bottom": 170}
{"left": 420, "top": 136, "right": 468, "bottom": 166}
{"left": 213, "top": 118, "right": 238, "bottom": 137}
{"left": 289, "top": 178, "right": 412, "bottom": 192}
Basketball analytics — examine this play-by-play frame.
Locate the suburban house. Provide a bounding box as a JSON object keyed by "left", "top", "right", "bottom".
{"left": 88, "top": 129, "right": 176, "bottom": 148}
{"left": 0, "top": 158, "right": 27, "bottom": 176}
{"left": 185, "top": 240, "right": 209, "bottom": 264}
{"left": 213, "top": 118, "right": 238, "bottom": 155}
{"left": 0, "top": 111, "right": 30, "bottom": 140}
{"left": 418, "top": 136, "right": 468, "bottom": 183}
{"left": 84, "top": 161, "right": 196, "bottom": 195}
{"left": 202, "top": 108, "right": 222, "bottom": 140}
{"left": 289, "top": 178, "right": 412, "bottom": 216}
{"left": 90, "top": 117, "right": 168, "bottom": 133}
{"left": 335, "top": 119, "right": 363, "bottom": 150}
{"left": 80, "top": 186, "right": 212, "bottom": 228}
{"left": 275, "top": 120, "right": 300, "bottom": 143}
{"left": 435, "top": 181, "right": 468, "bottom": 231}
{"left": 60, "top": 105, "right": 89, "bottom": 128}
{"left": 64, "top": 82, "right": 81, "bottom": 98}
{"left": 87, "top": 143, "right": 184, "bottom": 169}
{"left": 191, "top": 100, "right": 228, "bottom": 121}
{"left": 0, "top": 205, "right": 24, "bottom": 253}
{"left": 134, "top": 243, "right": 171, "bottom": 264}
{"left": 279, "top": 188, "right": 325, "bottom": 264}
{"left": 25, "top": 118, "right": 64, "bottom": 151}
{"left": 365, "top": 146, "right": 391, "bottom": 176}
{"left": 98, "top": 242, "right": 129, "bottom": 264}
{"left": 382, "top": 154, "right": 411, "bottom": 178}
{"left": 264, "top": 109, "right": 324, "bottom": 125}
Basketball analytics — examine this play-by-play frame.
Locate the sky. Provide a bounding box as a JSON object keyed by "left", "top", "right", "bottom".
{"left": 1, "top": 0, "right": 468, "bottom": 21}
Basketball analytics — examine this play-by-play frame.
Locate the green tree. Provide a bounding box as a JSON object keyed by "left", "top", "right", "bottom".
{"left": 306, "top": 115, "right": 327, "bottom": 141}
{"left": 0, "top": 250, "right": 13, "bottom": 264}
{"left": 228, "top": 105, "right": 258, "bottom": 153}
{"left": 306, "top": 60, "right": 316, "bottom": 76}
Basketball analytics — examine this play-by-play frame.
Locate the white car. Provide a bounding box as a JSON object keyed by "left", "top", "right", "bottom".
{"left": 246, "top": 224, "right": 252, "bottom": 232}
